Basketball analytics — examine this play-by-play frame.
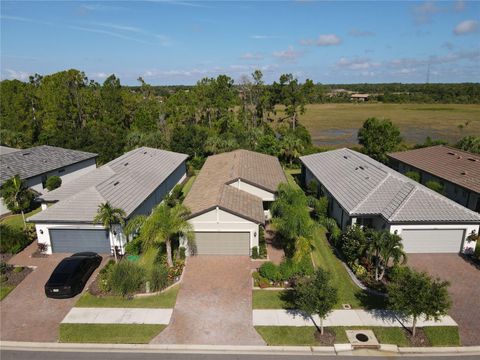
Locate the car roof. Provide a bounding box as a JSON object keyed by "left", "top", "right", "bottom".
{"left": 54, "top": 257, "right": 85, "bottom": 273}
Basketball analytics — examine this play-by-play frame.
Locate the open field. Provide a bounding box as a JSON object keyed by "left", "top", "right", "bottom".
{"left": 292, "top": 103, "right": 480, "bottom": 147}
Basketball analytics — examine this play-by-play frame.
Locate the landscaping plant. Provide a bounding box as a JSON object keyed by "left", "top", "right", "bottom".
{"left": 45, "top": 176, "right": 62, "bottom": 191}
{"left": 0, "top": 175, "right": 34, "bottom": 229}
{"left": 0, "top": 223, "right": 31, "bottom": 254}
{"left": 94, "top": 202, "right": 126, "bottom": 262}
{"left": 290, "top": 268, "right": 338, "bottom": 335}
{"left": 107, "top": 260, "right": 145, "bottom": 297}
{"left": 387, "top": 266, "right": 451, "bottom": 337}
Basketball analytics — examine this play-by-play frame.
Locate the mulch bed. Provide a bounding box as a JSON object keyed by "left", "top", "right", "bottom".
{"left": 404, "top": 328, "right": 431, "bottom": 347}
{"left": 0, "top": 253, "right": 13, "bottom": 263}
{"left": 314, "top": 328, "right": 336, "bottom": 346}
{"left": 2, "top": 265, "right": 32, "bottom": 287}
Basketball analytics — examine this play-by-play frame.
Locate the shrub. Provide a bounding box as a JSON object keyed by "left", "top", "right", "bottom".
{"left": 108, "top": 260, "right": 145, "bottom": 297}
{"left": 149, "top": 265, "right": 169, "bottom": 292}
{"left": 306, "top": 180, "right": 319, "bottom": 197}
{"left": 259, "top": 262, "right": 280, "bottom": 282}
{"left": 279, "top": 259, "right": 297, "bottom": 281}
{"left": 45, "top": 176, "right": 62, "bottom": 191}
{"left": 340, "top": 225, "right": 367, "bottom": 266}
{"left": 251, "top": 246, "right": 259, "bottom": 259}
{"left": 98, "top": 260, "right": 116, "bottom": 293}
{"left": 125, "top": 237, "right": 142, "bottom": 255}
{"left": 405, "top": 171, "right": 421, "bottom": 182}
{"left": 165, "top": 184, "right": 184, "bottom": 207}
{"left": 351, "top": 263, "right": 367, "bottom": 279}
{"left": 426, "top": 180, "right": 444, "bottom": 194}
{"left": 178, "top": 246, "right": 186, "bottom": 260}
{"left": 0, "top": 224, "right": 31, "bottom": 254}
{"left": 474, "top": 241, "right": 480, "bottom": 260}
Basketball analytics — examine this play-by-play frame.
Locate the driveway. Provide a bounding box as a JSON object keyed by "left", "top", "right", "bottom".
{"left": 1, "top": 243, "right": 108, "bottom": 342}
{"left": 408, "top": 253, "right": 480, "bottom": 346}
{"left": 151, "top": 256, "right": 265, "bottom": 345}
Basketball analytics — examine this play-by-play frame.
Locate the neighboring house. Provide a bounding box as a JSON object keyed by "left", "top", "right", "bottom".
{"left": 0, "top": 145, "right": 97, "bottom": 216}
{"left": 301, "top": 148, "right": 480, "bottom": 254}
{"left": 350, "top": 93, "right": 369, "bottom": 101}
{"left": 183, "top": 149, "right": 287, "bottom": 256}
{"left": 29, "top": 147, "right": 188, "bottom": 254}
{"left": 388, "top": 145, "right": 480, "bottom": 212}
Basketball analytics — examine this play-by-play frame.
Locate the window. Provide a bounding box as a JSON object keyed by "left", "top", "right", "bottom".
{"left": 58, "top": 168, "right": 65, "bottom": 174}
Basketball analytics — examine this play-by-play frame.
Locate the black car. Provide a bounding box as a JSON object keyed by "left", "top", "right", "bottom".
{"left": 45, "top": 252, "right": 102, "bottom": 299}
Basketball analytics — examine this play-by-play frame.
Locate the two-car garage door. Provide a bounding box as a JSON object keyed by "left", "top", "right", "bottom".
{"left": 193, "top": 232, "right": 250, "bottom": 255}
{"left": 401, "top": 229, "right": 465, "bottom": 253}
{"left": 50, "top": 229, "right": 111, "bottom": 253}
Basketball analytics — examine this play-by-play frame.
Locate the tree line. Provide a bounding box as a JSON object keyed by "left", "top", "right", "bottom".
{"left": 0, "top": 69, "right": 317, "bottom": 165}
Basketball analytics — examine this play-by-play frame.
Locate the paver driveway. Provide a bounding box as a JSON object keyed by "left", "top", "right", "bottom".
{"left": 1, "top": 243, "right": 108, "bottom": 342}
{"left": 408, "top": 253, "right": 480, "bottom": 346}
{"left": 151, "top": 256, "right": 265, "bottom": 345}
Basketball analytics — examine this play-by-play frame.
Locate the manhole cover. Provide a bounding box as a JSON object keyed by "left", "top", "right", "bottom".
{"left": 355, "top": 333, "right": 369, "bottom": 342}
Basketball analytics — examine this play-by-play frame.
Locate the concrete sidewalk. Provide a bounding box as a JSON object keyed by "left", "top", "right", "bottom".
{"left": 62, "top": 308, "right": 172, "bottom": 325}
{"left": 253, "top": 309, "right": 457, "bottom": 328}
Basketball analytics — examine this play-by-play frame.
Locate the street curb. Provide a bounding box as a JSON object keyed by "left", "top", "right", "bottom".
{"left": 2, "top": 341, "right": 480, "bottom": 356}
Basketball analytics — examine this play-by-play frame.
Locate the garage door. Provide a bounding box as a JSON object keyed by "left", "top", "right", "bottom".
{"left": 401, "top": 229, "right": 464, "bottom": 253}
{"left": 50, "top": 229, "right": 110, "bottom": 253}
{"left": 193, "top": 232, "right": 250, "bottom": 255}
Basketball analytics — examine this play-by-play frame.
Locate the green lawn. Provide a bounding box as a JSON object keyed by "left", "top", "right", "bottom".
{"left": 75, "top": 285, "right": 179, "bottom": 308}
{"left": 59, "top": 324, "right": 165, "bottom": 343}
{"left": 182, "top": 175, "right": 196, "bottom": 197}
{"left": 253, "top": 290, "right": 288, "bottom": 309}
{"left": 0, "top": 206, "right": 42, "bottom": 230}
{"left": 256, "top": 326, "right": 412, "bottom": 347}
{"left": 424, "top": 326, "right": 461, "bottom": 347}
{"left": 0, "top": 284, "right": 15, "bottom": 301}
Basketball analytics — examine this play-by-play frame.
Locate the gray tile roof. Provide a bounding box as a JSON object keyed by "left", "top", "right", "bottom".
{"left": 29, "top": 147, "right": 188, "bottom": 223}
{"left": 0, "top": 145, "right": 97, "bottom": 186}
{"left": 184, "top": 149, "right": 287, "bottom": 224}
{"left": 301, "top": 149, "right": 480, "bottom": 223}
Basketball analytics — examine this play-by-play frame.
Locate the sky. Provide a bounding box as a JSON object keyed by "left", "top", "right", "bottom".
{"left": 1, "top": 0, "right": 479, "bottom": 85}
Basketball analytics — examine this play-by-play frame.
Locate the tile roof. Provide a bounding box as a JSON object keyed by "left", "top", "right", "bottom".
{"left": 0, "top": 146, "right": 21, "bottom": 155}
{"left": 184, "top": 149, "right": 287, "bottom": 224}
{"left": 388, "top": 145, "right": 480, "bottom": 193}
{"left": 0, "top": 145, "right": 97, "bottom": 186}
{"left": 301, "top": 148, "right": 480, "bottom": 223}
{"left": 29, "top": 147, "right": 188, "bottom": 223}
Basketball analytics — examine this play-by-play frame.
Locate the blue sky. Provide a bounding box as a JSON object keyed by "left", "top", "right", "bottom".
{"left": 1, "top": 1, "right": 479, "bottom": 85}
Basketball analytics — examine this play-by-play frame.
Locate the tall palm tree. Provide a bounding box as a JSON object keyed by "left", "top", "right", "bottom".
{"left": 0, "top": 175, "right": 33, "bottom": 229}
{"left": 94, "top": 202, "right": 126, "bottom": 261}
{"left": 140, "top": 203, "right": 193, "bottom": 268}
{"left": 378, "top": 232, "right": 407, "bottom": 281}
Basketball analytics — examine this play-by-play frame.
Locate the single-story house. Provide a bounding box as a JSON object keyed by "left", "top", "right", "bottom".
{"left": 301, "top": 148, "right": 480, "bottom": 254}
{"left": 0, "top": 145, "right": 98, "bottom": 216}
{"left": 183, "top": 149, "right": 287, "bottom": 256}
{"left": 388, "top": 145, "right": 480, "bottom": 212}
{"left": 29, "top": 147, "right": 188, "bottom": 254}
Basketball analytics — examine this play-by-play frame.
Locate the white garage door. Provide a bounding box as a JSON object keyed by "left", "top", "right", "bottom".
{"left": 193, "top": 232, "right": 250, "bottom": 255}
{"left": 401, "top": 229, "right": 464, "bottom": 253}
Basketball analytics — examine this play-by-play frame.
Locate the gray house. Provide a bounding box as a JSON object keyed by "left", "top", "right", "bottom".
{"left": 0, "top": 145, "right": 97, "bottom": 216}
{"left": 301, "top": 148, "right": 480, "bottom": 254}
{"left": 388, "top": 145, "right": 480, "bottom": 212}
{"left": 29, "top": 147, "right": 188, "bottom": 254}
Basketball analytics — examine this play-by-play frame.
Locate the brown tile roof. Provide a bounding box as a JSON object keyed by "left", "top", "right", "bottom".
{"left": 388, "top": 145, "right": 480, "bottom": 193}
{"left": 184, "top": 149, "right": 287, "bottom": 224}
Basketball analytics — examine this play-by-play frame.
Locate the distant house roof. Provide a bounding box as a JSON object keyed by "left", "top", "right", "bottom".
{"left": 29, "top": 147, "right": 188, "bottom": 223}
{"left": 388, "top": 145, "right": 480, "bottom": 194}
{"left": 184, "top": 149, "right": 287, "bottom": 224}
{"left": 0, "top": 145, "right": 97, "bottom": 186}
{"left": 350, "top": 93, "right": 369, "bottom": 99}
{"left": 0, "top": 146, "right": 21, "bottom": 155}
{"left": 301, "top": 148, "right": 480, "bottom": 224}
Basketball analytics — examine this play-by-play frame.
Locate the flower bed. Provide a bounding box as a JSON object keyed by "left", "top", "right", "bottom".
{"left": 252, "top": 257, "right": 314, "bottom": 288}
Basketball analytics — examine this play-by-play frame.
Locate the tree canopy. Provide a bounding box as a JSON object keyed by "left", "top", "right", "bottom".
{"left": 357, "top": 117, "right": 402, "bottom": 163}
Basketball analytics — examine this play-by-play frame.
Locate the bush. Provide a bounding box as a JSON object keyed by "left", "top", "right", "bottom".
{"left": 426, "top": 180, "right": 444, "bottom": 194}
{"left": 340, "top": 225, "right": 367, "bottom": 266}
{"left": 0, "top": 224, "right": 31, "bottom": 254}
{"left": 259, "top": 262, "right": 280, "bottom": 282}
{"left": 98, "top": 260, "right": 116, "bottom": 293}
{"left": 124, "top": 237, "right": 142, "bottom": 255}
{"left": 45, "top": 176, "right": 62, "bottom": 191}
{"left": 149, "top": 265, "right": 169, "bottom": 292}
{"left": 108, "top": 260, "right": 145, "bottom": 297}
{"left": 279, "top": 260, "right": 297, "bottom": 281}
{"left": 178, "top": 246, "right": 186, "bottom": 260}
{"left": 251, "top": 246, "right": 259, "bottom": 259}
{"left": 405, "top": 171, "right": 421, "bottom": 182}
{"left": 306, "top": 180, "right": 319, "bottom": 197}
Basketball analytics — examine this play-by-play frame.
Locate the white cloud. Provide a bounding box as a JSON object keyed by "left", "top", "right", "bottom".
{"left": 337, "top": 57, "right": 381, "bottom": 70}
{"left": 348, "top": 29, "right": 375, "bottom": 37}
{"left": 241, "top": 52, "right": 264, "bottom": 60}
{"left": 412, "top": 1, "right": 443, "bottom": 24}
{"left": 2, "top": 69, "right": 30, "bottom": 81}
{"left": 272, "top": 46, "right": 303, "bottom": 61}
{"left": 300, "top": 34, "right": 341, "bottom": 46}
{"left": 250, "top": 35, "right": 280, "bottom": 40}
{"left": 453, "top": 20, "right": 479, "bottom": 35}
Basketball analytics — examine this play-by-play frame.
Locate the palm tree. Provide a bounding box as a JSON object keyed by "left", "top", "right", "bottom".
{"left": 279, "top": 134, "right": 304, "bottom": 166}
{"left": 94, "top": 202, "right": 126, "bottom": 261}
{"left": 0, "top": 175, "right": 33, "bottom": 229}
{"left": 140, "top": 203, "right": 193, "bottom": 268}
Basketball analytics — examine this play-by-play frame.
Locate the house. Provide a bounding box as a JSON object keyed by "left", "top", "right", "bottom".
{"left": 0, "top": 145, "right": 97, "bottom": 216}
{"left": 182, "top": 149, "right": 287, "bottom": 256}
{"left": 388, "top": 145, "right": 480, "bottom": 212}
{"left": 300, "top": 148, "right": 480, "bottom": 254}
{"left": 350, "top": 93, "right": 370, "bottom": 101}
{"left": 28, "top": 147, "right": 188, "bottom": 254}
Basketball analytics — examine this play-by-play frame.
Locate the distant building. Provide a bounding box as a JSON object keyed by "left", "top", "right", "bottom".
{"left": 350, "top": 93, "right": 370, "bottom": 101}
{"left": 388, "top": 145, "right": 480, "bottom": 212}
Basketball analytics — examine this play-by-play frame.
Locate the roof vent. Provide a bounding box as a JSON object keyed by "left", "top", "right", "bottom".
{"left": 343, "top": 155, "right": 349, "bottom": 160}
{"left": 22, "top": 152, "right": 30, "bottom": 156}
{"left": 359, "top": 166, "right": 365, "bottom": 170}
{"left": 447, "top": 152, "right": 456, "bottom": 155}
{"left": 468, "top": 158, "right": 478, "bottom": 162}
{"left": 457, "top": 156, "right": 462, "bottom": 159}
{"left": 462, "top": 171, "right": 468, "bottom": 175}
{"left": 124, "top": 162, "right": 129, "bottom": 166}
{"left": 143, "top": 151, "right": 147, "bottom": 155}
{"left": 113, "top": 181, "right": 120, "bottom": 186}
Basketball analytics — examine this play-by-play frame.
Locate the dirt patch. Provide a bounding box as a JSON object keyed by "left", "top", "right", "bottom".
{"left": 0, "top": 253, "right": 13, "bottom": 263}
{"left": 405, "top": 328, "right": 431, "bottom": 347}
{"left": 1, "top": 264, "right": 32, "bottom": 287}
{"left": 314, "top": 328, "right": 336, "bottom": 346}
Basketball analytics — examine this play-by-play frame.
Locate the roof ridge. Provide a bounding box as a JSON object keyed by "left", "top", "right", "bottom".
{"left": 386, "top": 183, "right": 417, "bottom": 221}
{"left": 351, "top": 173, "right": 391, "bottom": 214}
